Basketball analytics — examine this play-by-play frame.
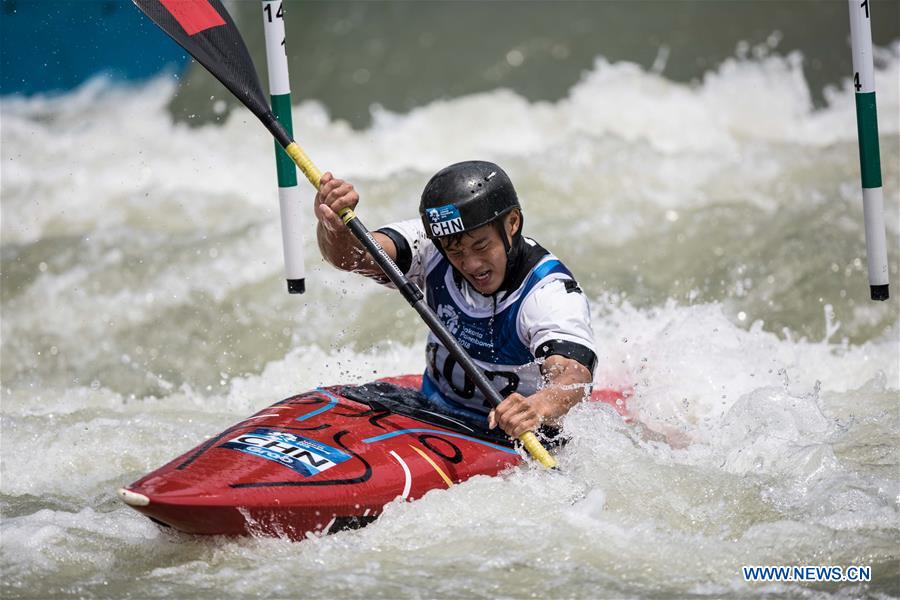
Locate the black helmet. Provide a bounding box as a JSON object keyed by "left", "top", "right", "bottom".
{"left": 419, "top": 161, "right": 520, "bottom": 240}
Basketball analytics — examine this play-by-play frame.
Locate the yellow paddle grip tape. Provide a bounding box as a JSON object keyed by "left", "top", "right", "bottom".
{"left": 284, "top": 142, "right": 322, "bottom": 189}
{"left": 338, "top": 207, "right": 355, "bottom": 225}
{"left": 518, "top": 432, "right": 558, "bottom": 469}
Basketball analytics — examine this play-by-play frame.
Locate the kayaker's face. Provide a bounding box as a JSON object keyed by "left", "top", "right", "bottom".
{"left": 441, "top": 211, "right": 520, "bottom": 295}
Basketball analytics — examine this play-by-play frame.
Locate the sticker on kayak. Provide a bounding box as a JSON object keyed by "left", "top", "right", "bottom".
{"left": 425, "top": 204, "right": 464, "bottom": 237}
{"left": 220, "top": 428, "right": 351, "bottom": 477}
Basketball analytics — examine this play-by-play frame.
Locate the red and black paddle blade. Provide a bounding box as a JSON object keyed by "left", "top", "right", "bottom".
{"left": 134, "top": 0, "right": 290, "bottom": 147}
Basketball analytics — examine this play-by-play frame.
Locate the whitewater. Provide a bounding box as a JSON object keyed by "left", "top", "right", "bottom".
{"left": 1, "top": 46, "right": 898, "bottom": 598}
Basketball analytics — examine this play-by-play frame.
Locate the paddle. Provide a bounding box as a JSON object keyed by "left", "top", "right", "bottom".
{"left": 133, "top": 0, "right": 558, "bottom": 469}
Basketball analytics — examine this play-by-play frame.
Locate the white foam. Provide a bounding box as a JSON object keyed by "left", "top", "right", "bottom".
{"left": 591, "top": 297, "right": 898, "bottom": 442}
{"left": 3, "top": 45, "right": 898, "bottom": 245}
{"left": 0, "top": 507, "right": 160, "bottom": 573}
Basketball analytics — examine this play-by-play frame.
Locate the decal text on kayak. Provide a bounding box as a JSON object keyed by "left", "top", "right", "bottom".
{"left": 220, "top": 428, "right": 351, "bottom": 477}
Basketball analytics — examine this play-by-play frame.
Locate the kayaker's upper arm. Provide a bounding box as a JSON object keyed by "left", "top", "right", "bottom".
{"left": 375, "top": 228, "right": 412, "bottom": 275}
{"left": 521, "top": 278, "right": 598, "bottom": 374}
{"left": 372, "top": 220, "right": 435, "bottom": 288}
{"left": 538, "top": 353, "right": 593, "bottom": 387}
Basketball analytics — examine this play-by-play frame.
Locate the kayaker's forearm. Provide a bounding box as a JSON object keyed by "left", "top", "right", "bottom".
{"left": 317, "top": 224, "right": 399, "bottom": 282}
{"left": 313, "top": 171, "right": 395, "bottom": 277}
{"left": 317, "top": 222, "right": 368, "bottom": 272}
{"left": 534, "top": 355, "right": 593, "bottom": 420}
{"left": 532, "top": 385, "right": 587, "bottom": 421}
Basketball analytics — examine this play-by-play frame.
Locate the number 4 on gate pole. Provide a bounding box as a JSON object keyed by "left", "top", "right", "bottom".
{"left": 848, "top": 0, "right": 890, "bottom": 301}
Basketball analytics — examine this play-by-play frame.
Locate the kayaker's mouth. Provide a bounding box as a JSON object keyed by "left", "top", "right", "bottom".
{"left": 467, "top": 269, "right": 494, "bottom": 292}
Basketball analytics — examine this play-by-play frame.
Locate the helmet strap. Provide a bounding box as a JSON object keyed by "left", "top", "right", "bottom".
{"left": 496, "top": 219, "right": 511, "bottom": 255}
{"left": 495, "top": 210, "right": 525, "bottom": 297}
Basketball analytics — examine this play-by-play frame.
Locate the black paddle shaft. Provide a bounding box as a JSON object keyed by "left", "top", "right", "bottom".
{"left": 343, "top": 216, "right": 506, "bottom": 410}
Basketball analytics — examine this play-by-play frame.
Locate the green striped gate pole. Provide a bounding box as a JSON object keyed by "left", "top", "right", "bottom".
{"left": 262, "top": 0, "right": 305, "bottom": 294}
{"left": 848, "top": 0, "right": 889, "bottom": 301}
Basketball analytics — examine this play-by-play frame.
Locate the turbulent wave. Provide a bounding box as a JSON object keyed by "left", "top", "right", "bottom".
{"left": 1, "top": 47, "right": 898, "bottom": 598}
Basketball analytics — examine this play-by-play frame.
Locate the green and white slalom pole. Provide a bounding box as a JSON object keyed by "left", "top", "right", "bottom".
{"left": 848, "top": 0, "right": 889, "bottom": 301}
{"left": 262, "top": 0, "right": 305, "bottom": 294}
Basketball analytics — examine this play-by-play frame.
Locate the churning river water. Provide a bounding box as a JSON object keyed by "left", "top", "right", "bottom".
{"left": 2, "top": 14, "right": 899, "bottom": 599}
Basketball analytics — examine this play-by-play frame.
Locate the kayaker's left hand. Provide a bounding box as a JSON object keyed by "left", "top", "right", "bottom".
{"left": 488, "top": 393, "right": 544, "bottom": 438}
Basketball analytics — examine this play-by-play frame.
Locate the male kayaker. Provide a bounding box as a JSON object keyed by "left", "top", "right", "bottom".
{"left": 314, "top": 161, "right": 596, "bottom": 440}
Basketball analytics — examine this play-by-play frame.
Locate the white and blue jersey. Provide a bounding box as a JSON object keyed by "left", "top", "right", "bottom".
{"left": 377, "top": 219, "right": 597, "bottom": 425}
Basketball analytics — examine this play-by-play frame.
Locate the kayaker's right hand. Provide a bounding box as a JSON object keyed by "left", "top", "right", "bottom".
{"left": 315, "top": 172, "right": 360, "bottom": 233}
{"left": 488, "top": 392, "right": 546, "bottom": 439}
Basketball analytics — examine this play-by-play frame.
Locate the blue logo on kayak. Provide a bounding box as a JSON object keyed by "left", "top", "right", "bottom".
{"left": 220, "top": 428, "right": 351, "bottom": 477}
{"left": 425, "top": 204, "right": 464, "bottom": 237}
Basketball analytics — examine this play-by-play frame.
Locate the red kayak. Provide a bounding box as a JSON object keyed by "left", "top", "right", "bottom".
{"left": 119, "top": 375, "right": 628, "bottom": 540}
